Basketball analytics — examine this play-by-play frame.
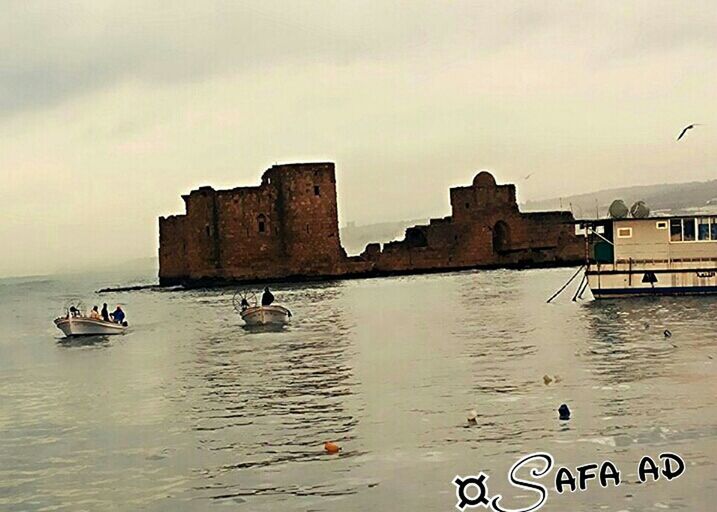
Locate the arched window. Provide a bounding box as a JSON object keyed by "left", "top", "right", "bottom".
{"left": 257, "top": 214, "right": 267, "bottom": 234}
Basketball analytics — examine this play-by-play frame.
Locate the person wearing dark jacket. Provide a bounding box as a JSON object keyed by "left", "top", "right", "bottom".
{"left": 101, "top": 303, "right": 110, "bottom": 322}
{"left": 111, "top": 305, "right": 125, "bottom": 324}
{"left": 261, "top": 287, "right": 275, "bottom": 306}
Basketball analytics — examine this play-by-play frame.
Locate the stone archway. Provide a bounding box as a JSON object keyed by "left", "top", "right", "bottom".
{"left": 493, "top": 220, "right": 511, "bottom": 254}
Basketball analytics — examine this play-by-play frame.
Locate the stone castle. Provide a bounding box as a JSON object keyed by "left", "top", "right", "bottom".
{"left": 158, "top": 162, "right": 583, "bottom": 286}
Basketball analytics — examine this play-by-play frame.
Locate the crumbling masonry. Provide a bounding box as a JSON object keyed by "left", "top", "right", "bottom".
{"left": 158, "top": 162, "right": 583, "bottom": 286}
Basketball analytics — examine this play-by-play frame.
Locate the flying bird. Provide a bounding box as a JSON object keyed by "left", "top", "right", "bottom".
{"left": 524, "top": 172, "right": 535, "bottom": 180}
{"left": 677, "top": 124, "right": 701, "bottom": 141}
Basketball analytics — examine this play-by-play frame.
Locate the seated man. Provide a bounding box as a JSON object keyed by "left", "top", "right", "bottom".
{"left": 89, "top": 306, "right": 101, "bottom": 319}
{"left": 261, "top": 287, "right": 274, "bottom": 306}
{"left": 111, "top": 305, "right": 126, "bottom": 324}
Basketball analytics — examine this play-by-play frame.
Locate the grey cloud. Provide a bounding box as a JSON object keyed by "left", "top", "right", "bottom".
{"left": 7, "top": 1, "right": 714, "bottom": 116}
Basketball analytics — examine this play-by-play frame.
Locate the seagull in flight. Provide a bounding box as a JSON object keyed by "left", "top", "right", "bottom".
{"left": 524, "top": 172, "right": 535, "bottom": 180}
{"left": 677, "top": 123, "right": 701, "bottom": 141}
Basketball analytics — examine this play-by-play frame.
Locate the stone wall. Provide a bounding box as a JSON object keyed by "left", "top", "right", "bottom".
{"left": 158, "top": 163, "right": 349, "bottom": 285}
{"left": 363, "top": 171, "right": 583, "bottom": 273}
{"left": 158, "top": 164, "right": 584, "bottom": 286}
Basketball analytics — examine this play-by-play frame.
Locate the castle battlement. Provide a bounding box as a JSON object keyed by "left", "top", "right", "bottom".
{"left": 158, "top": 163, "right": 584, "bottom": 286}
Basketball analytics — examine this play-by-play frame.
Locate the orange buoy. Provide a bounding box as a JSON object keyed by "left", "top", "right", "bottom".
{"left": 324, "top": 441, "right": 341, "bottom": 454}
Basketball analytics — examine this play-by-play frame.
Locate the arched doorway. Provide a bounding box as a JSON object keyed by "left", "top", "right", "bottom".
{"left": 493, "top": 221, "right": 511, "bottom": 254}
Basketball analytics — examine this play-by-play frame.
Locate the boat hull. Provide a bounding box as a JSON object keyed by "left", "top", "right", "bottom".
{"left": 240, "top": 305, "right": 291, "bottom": 326}
{"left": 587, "top": 265, "right": 717, "bottom": 299}
{"left": 54, "top": 317, "right": 127, "bottom": 337}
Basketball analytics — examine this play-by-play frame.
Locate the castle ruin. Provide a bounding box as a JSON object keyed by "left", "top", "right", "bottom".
{"left": 158, "top": 162, "right": 583, "bottom": 286}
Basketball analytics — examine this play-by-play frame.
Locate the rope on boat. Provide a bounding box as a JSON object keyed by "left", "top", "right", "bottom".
{"left": 571, "top": 274, "right": 590, "bottom": 301}
{"left": 571, "top": 274, "right": 587, "bottom": 301}
{"left": 546, "top": 265, "right": 585, "bottom": 303}
{"left": 577, "top": 275, "right": 590, "bottom": 300}
{"left": 587, "top": 227, "right": 614, "bottom": 246}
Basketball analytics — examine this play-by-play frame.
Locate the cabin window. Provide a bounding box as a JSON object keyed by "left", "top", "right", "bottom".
{"left": 656, "top": 221, "right": 667, "bottom": 230}
{"left": 617, "top": 227, "right": 632, "bottom": 238}
{"left": 669, "top": 217, "right": 717, "bottom": 242}
{"left": 314, "top": 185, "right": 320, "bottom": 196}
{"left": 698, "top": 218, "right": 710, "bottom": 241}
{"left": 670, "top": 219, "right": 682, "bottom": 241}
{"left": 683, "top": 218, "right": 696, "bottom": 241}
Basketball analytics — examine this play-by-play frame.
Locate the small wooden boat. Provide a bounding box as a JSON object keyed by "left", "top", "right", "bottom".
{"left": 233, "top": 290, "right": 292, "bottom": 326}
{"left": 54, "top": 316, "right": 127, "bottom": 337}
{"left": 240, "top": 305, "right": 292, "bottom": 326}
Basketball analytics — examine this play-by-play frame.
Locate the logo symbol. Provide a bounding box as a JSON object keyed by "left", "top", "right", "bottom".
{"left": 454, "top": 472, "right": 490, "bottom": 510}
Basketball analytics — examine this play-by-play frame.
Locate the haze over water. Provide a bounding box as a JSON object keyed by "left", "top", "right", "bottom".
{"left": 1, "top": 268, "right": 716, "bottom": 511}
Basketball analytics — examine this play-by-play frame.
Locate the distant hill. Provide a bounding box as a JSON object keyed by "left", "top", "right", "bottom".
{"left": 522, "top": 179, "right": 717, "bottom": 219}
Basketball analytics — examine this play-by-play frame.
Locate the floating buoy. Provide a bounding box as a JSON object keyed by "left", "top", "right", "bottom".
{"left": 558, "top": 404, "right": 571, "bottom": 420}
{"left": 664, "top": 329, "right": 672, "bottom": 338}
{"left": 543, "top": 374, "right": 553, "bottom": 385}
{"left": 467, "top": 410, "right": 478, "bottom": 424}
{"left": 324, "top": 441, "right": 341, "bottom": 454}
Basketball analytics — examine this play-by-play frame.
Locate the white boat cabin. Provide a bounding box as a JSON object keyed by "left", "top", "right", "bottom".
{"left": 579, "top": 215, "right": 717, "bottom": 298}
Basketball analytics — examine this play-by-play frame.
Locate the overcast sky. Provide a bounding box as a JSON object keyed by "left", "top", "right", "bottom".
{"left": 1, "top": 1, "right": 715, "bottom": 277}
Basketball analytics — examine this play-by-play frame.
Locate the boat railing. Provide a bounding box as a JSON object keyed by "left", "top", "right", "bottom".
{"left": 591, "top": 257, "right": 717, "bottom": 271}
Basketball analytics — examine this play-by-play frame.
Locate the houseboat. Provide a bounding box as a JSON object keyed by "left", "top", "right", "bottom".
{"left": 580, "top": 214, "right": 717, "bottom": 298}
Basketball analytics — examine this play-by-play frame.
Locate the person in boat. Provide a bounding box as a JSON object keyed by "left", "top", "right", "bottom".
{"left": 69, "top": 306, "right": 81, "bottom": 318}
{"left": 101, "top": 303, "right": 110, "bottom": 322}
{"left": 111, "top": 305, "right": 126, "bottom": 324}
{"left": 261, "top": 287, "right": 275, "bottom": 306}
{"left": 89, "top": 306, "right": 101, "bottom": 320}
{"left": 240, "top": 297, "right": 250, "bottom": 311}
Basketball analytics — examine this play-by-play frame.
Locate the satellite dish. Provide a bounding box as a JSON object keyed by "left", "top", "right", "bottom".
{"left": 608, "top": 199, "right": 629, "bottom": 219}
{"left": 630, "top": 201, "right": 650, "bottom": 218}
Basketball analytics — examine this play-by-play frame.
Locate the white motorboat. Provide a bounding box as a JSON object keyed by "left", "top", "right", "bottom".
{"left": 233, "top": 290, "right": 292, "bottom": 326}
{"left": 54, "top": 316, "right": 127, "bottom": 337}
{"left": 240, "top": 305, "right": 292, "bottom": 326}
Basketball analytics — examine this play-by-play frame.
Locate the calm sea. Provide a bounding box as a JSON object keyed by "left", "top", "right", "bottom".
{"left": 1, "top": 268, "right": 716, "bottom": 511}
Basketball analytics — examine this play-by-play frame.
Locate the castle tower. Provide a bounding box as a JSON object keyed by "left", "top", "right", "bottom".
{"left": 261, "top": 163, "right": 344, "bottom": 270}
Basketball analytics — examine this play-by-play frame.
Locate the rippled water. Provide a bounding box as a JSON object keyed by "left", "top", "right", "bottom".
{"left": 1, "top": 268, "right": 716, "bottom": 511}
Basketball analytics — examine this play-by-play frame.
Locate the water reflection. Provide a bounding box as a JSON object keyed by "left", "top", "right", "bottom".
{"left": 181, "top": 283, "right": 363, "bottom": 504}
{"left": 2, "top": 270, "right": 717, "bottom": 511}
{"left": 56, "top": 334, "right": 113, "bottom": 348}
{"left": 582, "top": 296, "right": 716, "bottom": 385}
